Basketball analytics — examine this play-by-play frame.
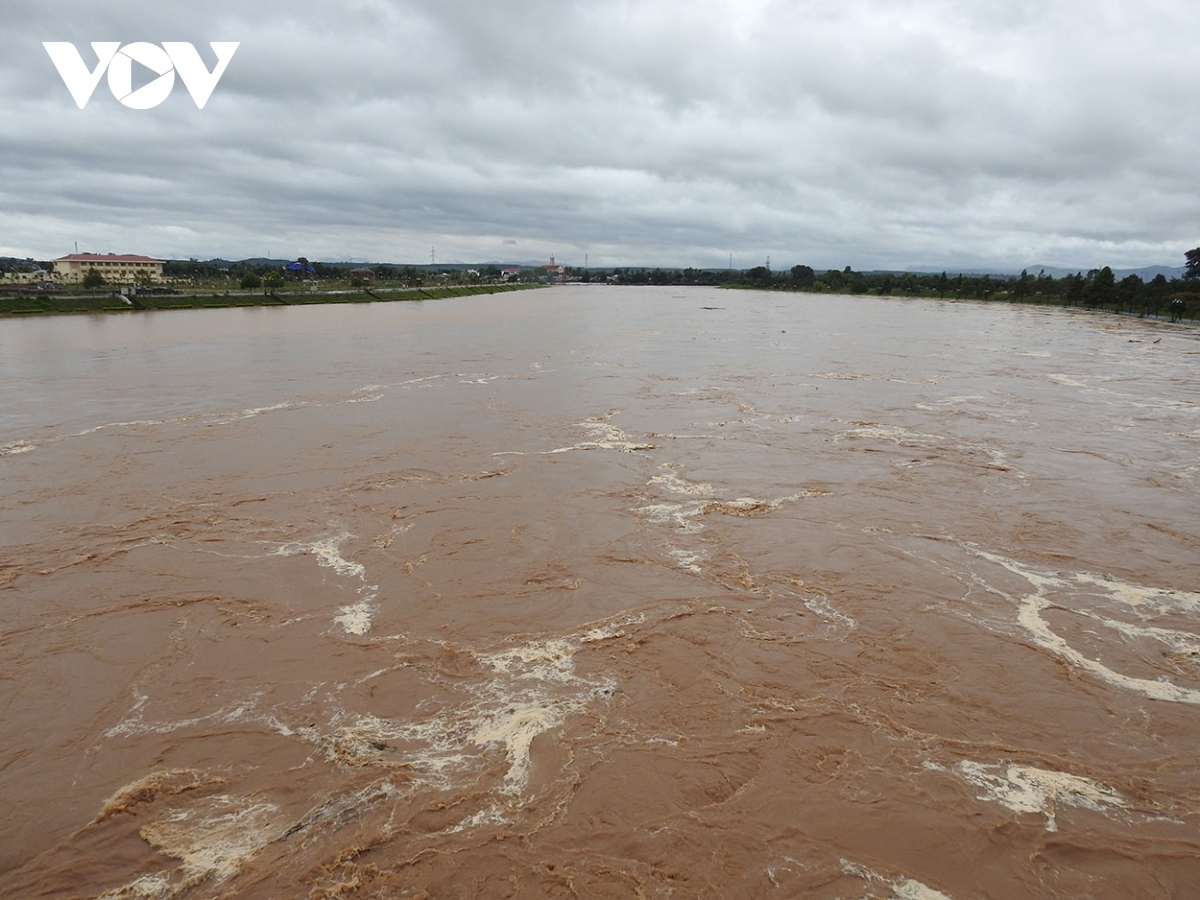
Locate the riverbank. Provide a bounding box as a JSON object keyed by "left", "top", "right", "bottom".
{"left": 721, "top": 269, "right": 1200, "bottom": 323}
{"left": 0, "top": 283, "right": 543, "bottom": 317}
{"left": 720, "top": 285, "right": 1200, "bottom": 326}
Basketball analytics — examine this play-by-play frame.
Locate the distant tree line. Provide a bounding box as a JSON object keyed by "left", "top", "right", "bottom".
{"left": 159, "top": 259, "right": 525, "bottom": 289}
{"left": 568, "top": 267, "right": 730, "bottom": 286}
{"left": 719, "top": 250, "right": 1200, "bottom": 322}
{"left": 162, "top": 259, "right": 444, "bottom": 283}
{"left": 53, "top": 246, "right": 1200, "bottom": 322}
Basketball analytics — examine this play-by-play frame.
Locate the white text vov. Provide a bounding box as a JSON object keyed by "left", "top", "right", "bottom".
{"left": 43, "top": 42, "right": 239, "bottom": 109}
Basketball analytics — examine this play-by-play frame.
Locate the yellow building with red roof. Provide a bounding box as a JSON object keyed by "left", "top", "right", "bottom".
{"left": 53, "top": 253, "right": 164, "bottom": 284}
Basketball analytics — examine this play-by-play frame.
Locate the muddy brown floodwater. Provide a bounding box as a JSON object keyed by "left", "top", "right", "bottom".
{"left": 2, "top": 286, "right": 1199, "bottom": 899}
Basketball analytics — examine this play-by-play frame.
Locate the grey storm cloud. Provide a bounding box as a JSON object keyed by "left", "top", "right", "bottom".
{"left": 2, "top": 0, "right": 1198, "bottom": 270}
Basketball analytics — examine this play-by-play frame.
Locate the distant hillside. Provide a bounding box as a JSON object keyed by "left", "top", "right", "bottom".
{"left": 1022, "top": 264, "right": 1188, "bottom": 281}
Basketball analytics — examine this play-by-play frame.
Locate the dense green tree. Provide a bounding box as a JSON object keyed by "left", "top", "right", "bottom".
{"left": 240, "top": 272, "right": 262, "bottom": 290}
{"left": 82, "top": 267, "right": 105, "bottom": 289}
{"left": 790, "top": 264, "right": 815, "bottom": 288}
{"left": 1013, "top": 270, "right": 1032, "bottom": 299}
{"left": 1061, "top": 273, "right": 1085, "bottom": 306}
{"left": 1087, "top": 266, "right": 1116, "bottom": 307}
{"left": 1146, "top": 274, "right": 1173, "bottom": 313}
{"left": 1116, "top": 274, "right": 1143, "bottom": 311}
{"left": 1186, "top": 247, "right": 1200, "bottom": 279}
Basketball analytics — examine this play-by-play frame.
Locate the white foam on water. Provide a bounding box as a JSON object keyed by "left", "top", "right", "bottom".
{"left": 444, "top": 805, "right": 508, "bottom": 834}
{"left": 372, "top": 520, "right": 414, "bottom": 550}
{"left": 1072, "top": 571, "right": 1200, "bottom": 614}
{"left": 944, "top": 394, "right": 989, "bottom": 405}
{"left": 1015, "top": 597, "right": 1200, "bottom": 704}
{"left": 398, "top": 374, "right": 450, "bottom": 387}
{"left": 209, "top": 401, "right": 298, "bottom": 426}
{"left": 933, "top": 761, "right": 1127, "bottom": 832}
{"left": 282, "top": 533, "right": 365, "bottom": 580}
{"left": 458, "top": 374, "right": 503, "bottom": 385}
{"left": 140, "top": 795, "right": 284, "bottom": 884}
{"left": 332, "top": 590, "right": 379, "bottom": 636}
{"left": 310, "top": 621, "right": 630, "bottom": 803}
{"left": 469, "top": 703, "right": 561, "bottom": 794}
{"left": 78, "top": 418, "right": 167, "bottom": 435}
{"left": 318, "top": 712, "right": 474, "bottom": 783}
{"left": 105, "top": 691, "right": 265, "bottom": 739}
{"left": 979, "top": 446, "right": 1017, "bottom": 471}
{"left": 833, "top": 423, "right": 942, "bottom": 445}
{"left": 115, "top": 780, "right": 351, "bottom": 895}
{"left": 96, "top": 873, "right": 173, "bottom": 899}
{"left": 712, "top": 495, "right": 798, "bottom": 514}
{"left": 474, "top": 633, "right": 622, "bottom": 798}
{"left": 669, "top": 546, "right": 705, "bottom": 573}
{"left": 579, "top": 618, "right": 639, "bottom": 644}
{"left": 1083, "top": 611, "right": 1200, "bottom": 655}
{"left": 0, "top": 440, "right": 36, "bottom": 456}
{"left": 974, "top": 550, "right": 1200, "bottom": 704}
{"left": 1047, "top": 373, "right": 1088, "bottom": 388}
{"left": 636, "top": 501, "right": 706, "bottom": 533}
{"left": 802, "top": 591, "right": 857, "bottom": 631}
{"left": 289, "top": 780, "right": 406, "bottom": 845}
{"left": 639, "top": 461, "right": 811, "bottom": 537}
{"left": 344, "top": 667, "right": 392, "bottom": 689}
{"left": 480, "top": 637, "right": 583, "bottom": 684}
{"left": 497, "top": 417, "right": 661, "bottom": 456}
{"left": 239, "top": 401, "right": 294, "bottom": 417}
{"left": 274, "top": 533, "right": 380, "bottom": 635}
{"left": 841, "top": 860, "right": 954, "bottom": 900}
{"left": 649, "top": 470, "right": 715, "bottom": 495}
{"left": 24, "top": 400, "right": 302, "bottom": 450}
{"left": 895, "top": 879, "right": 957, "bottom": 900}
{"left": 548, "top": 419, "right": 657, "bottom": 453}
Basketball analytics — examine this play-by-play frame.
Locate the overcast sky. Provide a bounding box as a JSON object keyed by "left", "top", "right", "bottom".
{"left": 2, "top": 0, "right": 1198, "bottom": 271}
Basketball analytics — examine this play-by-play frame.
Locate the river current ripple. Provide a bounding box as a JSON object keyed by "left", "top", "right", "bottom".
{"left": 2, "top": 286, "right": 1198, "bottom": 898}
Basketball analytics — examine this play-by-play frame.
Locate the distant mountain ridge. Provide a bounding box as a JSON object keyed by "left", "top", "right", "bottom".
{"left": 1020, "top": 264, "right": 1187, "bottom": 281}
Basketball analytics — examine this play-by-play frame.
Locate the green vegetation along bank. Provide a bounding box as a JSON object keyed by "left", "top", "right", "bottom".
{"left": 0, "top": 283, "right": 543, "bottom": 318}
{"left": 719, "top": 262, "right": 1200, "bottom": 322}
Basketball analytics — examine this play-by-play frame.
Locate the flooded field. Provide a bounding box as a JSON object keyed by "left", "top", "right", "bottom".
{"left": 2, "top": 286, "right": 1198, "bottom": 898}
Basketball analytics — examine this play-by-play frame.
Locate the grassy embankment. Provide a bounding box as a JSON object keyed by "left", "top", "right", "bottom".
{"left": 0, "top": 283, "right": 543, "bottom": 317}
